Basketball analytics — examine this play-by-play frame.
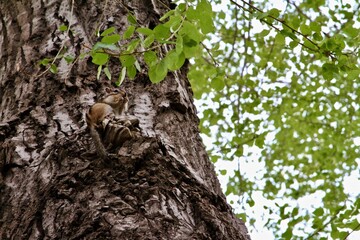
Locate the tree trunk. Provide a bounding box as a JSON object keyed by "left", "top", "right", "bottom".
{"left": 0, "top": 1, "right": 250, "bottom": 239}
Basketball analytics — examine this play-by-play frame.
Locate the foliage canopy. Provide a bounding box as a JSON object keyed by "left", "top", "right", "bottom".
{"left": 189, "top": 0, "right": 360, "bottom": 239}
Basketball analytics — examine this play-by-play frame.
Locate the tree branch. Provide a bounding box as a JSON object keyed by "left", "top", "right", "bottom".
{"left": 306, "top": 205, "right": 346, "bottom": 239}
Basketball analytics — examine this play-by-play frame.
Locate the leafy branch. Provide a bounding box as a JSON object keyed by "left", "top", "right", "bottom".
{"left": 229, "top": 0, "right": 340, "bottom": 59}
{"left": 39, "top": 1, "right": 216, "bottom": 84}
{"left": 37, "top": 0, "right": 75, "bottom": 77}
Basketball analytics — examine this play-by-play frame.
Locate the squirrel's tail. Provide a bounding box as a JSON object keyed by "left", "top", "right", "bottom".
{"left": 86, "top": 113, "right": 106, "bottom": 158}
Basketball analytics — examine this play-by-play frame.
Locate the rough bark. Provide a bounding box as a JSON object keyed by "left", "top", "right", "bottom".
{"left": 0, "top": 0, "right": 250, "bottom": 239}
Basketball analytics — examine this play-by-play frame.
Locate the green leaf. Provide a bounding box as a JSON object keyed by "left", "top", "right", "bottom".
{"left": 134, "top": 60, "right": 141, "bottom": 72}
{"left": 183, "top": 38, "right": 201, "bottom": 58}
{"left": 93, "top": 42, "right": 119, "bottom": 51}
{"left": 176, "top": 3, "right": 186, "bottom": 12}
{"left": 234, "top": 146, "right": 243, "bottom": 157}
{"left": 163, "top": 15, "right": 182, "bottom": 30}
{"left": 120, "top": 54, "right": 136, "bottom": 67}
{"left": 280, "top": 29, "right": 297, "bottom": 40}
{"left": 144, "top": 51, "right": 158, "bottom": 67}
{"left": 211, "top": 155, "right": 220, "bottom": 163}
{"left": 313, "top": 32, "right": 323, "bottom": 41}
{"left": 303, "top": 39, "right": 316, "bottom": 50}
{"left": 123, "top": 25, "right": 135, "bottom": 39}
{"left": 144, "top": 34, "right": 155, "bottom": 48}
{"left": 153, "top": 24, "right": 171, "bottom": 40}
{"left": 176, "top": 35, "right": 183, "bottom": 54}
{"left": 324, "top": 39, "right": 337, "bottom": 51}
{"left": 136, "top": 27, "right": 153, "bottom": 35}
{"left": 309, "top": 22, "right": 321, "bottom": 32}
{"left": 64, "top": 55, "right": 75, "bottom": 63}
{"left": 127, "top": 39, "right": 140, "bottom": 52}
{"left": 127, "top": 14, "right": 137, "bottom": 25}
{"left": 268, "top": 8, "right": 281, "bottom": 18}
{"left": 289, "top": 41, "right": 298, "bottom": 49}
{"left": 164, "top": 50, "right": 185, "bottom": 71}
{"left": 259, "top": 29, "right": 270, "bottom": 37}
{"left": 197, "top": 0, "right": 212, "bottom": 14}
{"left": 101, "top": 27, "right": 115, "bottom": 36}
{"left": 248, "top": 199, "right": 255, "bottom": 207}
{"left": 291, "top": 17, "right": 301, "bottom": 29}
{"left": 282, "top": 227, "right": 293, "bottom": 239}
{"left": 275, "top": 32, "right": 285, "bottom": 45}
{"left": 300, "top": 24, "right": 311, "bottom": 35}
{"left": 343, "top": 25, "right": 358, "bottom": 38}
{"left": 127, "top": 64, "right": 137, "bottom": 79}
{"left": 313, "top": 207, "right": 324, "bottom": 217}
{"left": 212, "top": 77, "right": 225, "bottom": 91}
{"left": 104, "top": 67, "right": 111, "bottom": 80}
{"left": 101, "top": 34, "right": 121, "bottom": 44}
{"left": 219, "top": 169, "right": 227, "bottom": 175}
{"left": 236, "top": 213, "right": 247, "bottom": 222}
{"left": 39, "top": 58, "right": 51, "bottom": 66}
{"left": 322, "top": 62, "right": 338, "bottom": 78}
{"left": 256, "top": 12, "right": 269, "bottom": 20}
{"left": 199, "top": 14, "right": 215, "bottom": 34}
{"left": 180, "top": 21, "right": 203, "bottom": 42}
{"left": 349, "top": 219, "right": 360, "bottom": 229}
{"left": 92, "top": 52, "right": 109, "bottom": 65}
{"left": 59, "top": 25, "right": 68, "bottom": 32}
{"left": 50, "top": 64, "right": 58, "bottom": 73}
{"left": 186, "top": 7, "right": 197, "bottom": 20}
{"left": 292, "top": 207, "right": 299, "bottom": 217}
{"left": 97, "top": 65, "right": 102, "bottom": 80}
{"left": 160, "top": 10, "right": 175, "bottom": 21}
{"left": 218, "top": 11, "right": 226, "bottom": 20}
{"left": 338, "top": 232, "right": 349, "bottom": 239}
{"left": 347, "top": 69, "right": 360, "bottom": 79}
{"left": 117, "top": 67, "right": 126, "bottom": 86}
{"left": 196, "top": 0, "right": 215, "bottom": 34}
{"left": 149, "top": 60, "right": 167, "bottom": 83}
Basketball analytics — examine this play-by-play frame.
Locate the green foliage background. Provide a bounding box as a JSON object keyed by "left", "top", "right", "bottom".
{"left": 187, "top": 0, "right": 360, "bottom": 239}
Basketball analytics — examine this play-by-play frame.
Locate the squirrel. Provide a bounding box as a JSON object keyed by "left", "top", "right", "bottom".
{"left": 86, "top": 89, "right": 129, "bottom": 158}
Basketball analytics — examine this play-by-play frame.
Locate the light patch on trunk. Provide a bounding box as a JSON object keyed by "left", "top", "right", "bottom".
{"left": 133, "top": 92, "right": 156, "bottom": 137}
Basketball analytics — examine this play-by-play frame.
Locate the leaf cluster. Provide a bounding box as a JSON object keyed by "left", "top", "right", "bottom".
{"left": 38, "top": 1, "right": 215, "bottom": 85}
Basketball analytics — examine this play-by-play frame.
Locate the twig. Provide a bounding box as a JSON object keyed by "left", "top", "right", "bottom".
{"left": 229, "top": 0, "right": 327, "bottom": 55}
{"left": 343, "top": 223, "right": 360, "bottom": 239}
{"left": 36, "top": 0, "right": 75, "bottom": 78}
{"left": 306, "top": 205, "right": 346, "bottom": 239}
